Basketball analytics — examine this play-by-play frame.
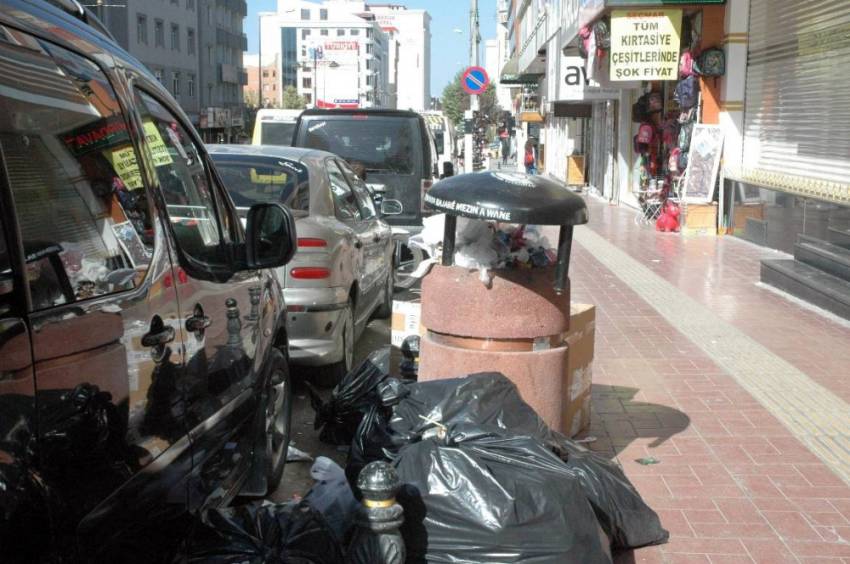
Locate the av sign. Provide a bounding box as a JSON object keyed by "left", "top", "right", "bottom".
{"left": 559, "top": 56, "right": 623, "bottom": 100}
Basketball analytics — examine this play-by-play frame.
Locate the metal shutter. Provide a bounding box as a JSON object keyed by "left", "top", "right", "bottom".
{"left": 741, "top": 0, "right": 850, "bottom": 204}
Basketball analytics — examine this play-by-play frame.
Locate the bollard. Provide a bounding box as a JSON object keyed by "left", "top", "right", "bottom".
{"left": 346, "top": 461, "right": 405, "bottom": 564}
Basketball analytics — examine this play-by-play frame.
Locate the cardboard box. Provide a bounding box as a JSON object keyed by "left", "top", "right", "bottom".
{"left": 562, "top": 303, "right": 596, "bottom": 437}
{"left": 390, "top": 290, "right": 423, "bottom": 377}
{"left": 683, "top": 203, "right": 718, "bottom": 235}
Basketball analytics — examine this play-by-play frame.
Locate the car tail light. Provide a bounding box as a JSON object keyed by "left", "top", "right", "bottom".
{"left": 287, "top": 305, "right": 306, "bottom": 313}
{"left": 298, "top": 238, "right": 328, "bottom": 248}
{"left": 291, "top": 267, "right": 331, "bottom": 279}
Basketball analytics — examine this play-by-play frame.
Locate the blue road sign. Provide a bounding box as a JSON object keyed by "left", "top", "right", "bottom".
{"left": 462, "top": 66, "right": 490, "bottom": 95}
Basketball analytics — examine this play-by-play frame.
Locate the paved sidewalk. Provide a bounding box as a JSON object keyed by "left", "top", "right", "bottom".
{"left": 562, "top": 197, "right": 850, "bottom": 562}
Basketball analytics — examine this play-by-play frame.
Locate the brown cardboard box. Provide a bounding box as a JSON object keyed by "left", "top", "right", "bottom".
{"left": 561, "top": 303, "right": 595, "bottom": 437}
{"left": 390, "top": 289, "right": 423, "bottom": 377}
{"left": 683, "top": 203, "right": 718, "bottom": 234}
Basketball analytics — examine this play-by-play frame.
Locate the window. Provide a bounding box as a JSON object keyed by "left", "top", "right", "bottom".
{"left": 320, "top": 8, "right": 328, "bottom": 20}
{"left": 187, "top": 28, "right": 195, "bottom": 55}
{"left": 366, "top": 43, "right": 372, "bottom": 54}
{"left": 207, "top": 5, "right": 212, "bottom": 25}
{"left": 187, "top": 0, "right": 194, "bottom": 9}
{"left": 171, "top": 23, "right": 179, "bottom": 50}
{"left": 301, "top": 45, "right": 306, "bottom": 57}
{"left": 338, "top": 160, "right": 376, "bottom": 220}
{"left": 302, "top": 77, "right": 312, "bottom": 88}
{"left": 172, "top": 72, "right": 180, "bottom": 96}
{"left": 212, "top": 157, "right": 310, "bottom": 212}
{"left": 188, "top": 74, "right": 195, "bottom": 97}
{"left": 170, "top": 0, "right": 177, "bottom": 4}
{"left": 326, "top": 160, "right": 361, "bottom": 221}
{"left": 320, "top": 29, "right": 328, "bottom": 36}
{"left": 154, "top": 19, "right": 164, "bottom": 46}
{"left": 301, "top": 8, "right": 310, "bottom": 20}
{"left": 303, "top": 93, "right": 312, "bottom": 104}
{"left": 1, "top": 39, "right": 155, "bottom": 310}
{"left": 337, "top": 29, "right": 344, "bottom": 36}
{"left": 134, "top": 91, "right": 225, "bottom": 268}
{"left": 301, "top": 29, "right": 310, "bottom": 40}
{"left": 350, "top": 29, "right": 359, "bottom": 36}
{"left": 366, "top": 28, "right": 372, "bottom": 38}
{"left": 262, "top": 70, "right": 269, "bottom": 78}
{"left": 137, "top": 14, "right": 148, "bottom": 44}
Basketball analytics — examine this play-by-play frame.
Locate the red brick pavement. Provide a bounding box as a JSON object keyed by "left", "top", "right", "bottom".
{"left": 565, "top": 199, "right": 850, "bottom": 562}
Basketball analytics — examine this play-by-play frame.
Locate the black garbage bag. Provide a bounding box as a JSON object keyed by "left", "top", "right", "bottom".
{"left": 309, "top": 349, "right": 391, "bottom": 445}
{"left": 182, "top": 500, "right": 343, "bottom": 563}
{"left": 349, "top": 373, "right": 668, "bottom": 551}
{"left": 396, "top": 424, "right": 613, "bottom": 564}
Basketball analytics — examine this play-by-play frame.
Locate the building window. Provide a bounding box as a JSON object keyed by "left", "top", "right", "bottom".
{"left": 302, "top": 77, "right": 312, "bottom": 88}
{"left": 207, "top": 5, "right": 212, "bottom": 25}
{"left": 172, "top": 72, "right": 180, "bottom": 96}
{"left": 187, "top": 0, "right": 194, "bottom": 9}
{"left": 170, "top": 0, "right": 177, "bottom": 4}
{"left": 282, "top": 27, "right": 298, "bottom": 88}
{"left": 187, "top": 28, "right": 195, "bottom": 55}
{"left": 171, "top": 24, "right": 180, "bottom": 50}
{"left": 154, "top": 69, "right": 163, "bottom": 83}
{"left": 303, "top": 93, "right": 312, "bottom": 104}
{"left": 320, "top": 29, "right": 328, "bottom": 36}
{"left": 320, "top": 8, "right": 328, "bottom": 20}
{"left": 350, "top": 29, "right": 359, "bottom": 36}
{"left": 154, "top": 19, "right": 164, "bottom": 46}
{"left": 137, "top": 14, "right": 148, "bottom": 44}
{"left": 366, "top": 28, "right": 372, "bottom": 38}
{"left": 366, "top": 43, "right": 372, "bottom": 54}
{"left": 301, "top": 29, "right": 310, "bottom": 40}
{"left": 337, "top": 28, "right": 344, "bottom": 36}
{"left": 262, "top": 70, "right": 269, "bottom": 78}
{"left": 301, "top": 8, "right": 310, "bottom": 20}
{"left": 301, "top": 45, "right": 307, "bottom": 57}
{"left": 188, "top": 74, "right": 194, "bottom": 97}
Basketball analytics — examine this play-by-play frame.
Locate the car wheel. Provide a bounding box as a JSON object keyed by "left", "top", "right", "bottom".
{"left": 265, "top": 351, "right": 293, "bottom": 493}
{"left": 313, "top": 300, "right": 354, "bottom": 388}
{"left": 374, "top": 272, "right": 393, "bottom": 319}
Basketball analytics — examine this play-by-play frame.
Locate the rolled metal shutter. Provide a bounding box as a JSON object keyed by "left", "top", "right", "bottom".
{"left": 742, "top": 0, "right": 850, "bottom": 204}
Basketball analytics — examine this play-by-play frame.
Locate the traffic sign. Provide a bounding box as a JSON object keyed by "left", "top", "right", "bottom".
{"left": 461, "top": 66, "right": 490, "bottom": 95}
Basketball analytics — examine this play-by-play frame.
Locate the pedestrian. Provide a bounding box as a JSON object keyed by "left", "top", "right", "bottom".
{"left": 524, "top": 140, "right": 536, "bottom": 175}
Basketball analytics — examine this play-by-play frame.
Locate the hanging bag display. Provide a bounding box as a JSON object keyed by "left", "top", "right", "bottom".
{"left": 678, "top": 121, "right": 694, "bottom": 153}
{"left": 694, "top": 48, "right": 726, "bottom": 77}
{"left": 593, "top": 17, "right": 611, "bottom": 51}
{"left": 578, "top": 26, "right": 592, "bottom": 59}
{"left": 679, "top": 51, "right": 694, "bottom": 78}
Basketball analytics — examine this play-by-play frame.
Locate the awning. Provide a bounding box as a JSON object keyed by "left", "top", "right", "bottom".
{"left": 519, "top": 111, "right": 544, "bottom": 123}
{"left": 500, "top": 55, "right": 539, "bottom": 85}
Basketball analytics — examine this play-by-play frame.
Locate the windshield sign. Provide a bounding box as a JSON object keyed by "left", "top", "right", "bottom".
{"left": 214, "top": 157, "right": 310, "bottom": 212}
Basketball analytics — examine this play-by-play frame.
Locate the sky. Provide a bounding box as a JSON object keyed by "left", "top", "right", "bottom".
{"left": 245, "top": 1, "right": 498, "bottom": 98}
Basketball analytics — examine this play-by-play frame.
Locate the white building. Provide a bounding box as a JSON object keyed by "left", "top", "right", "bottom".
{"left": 369, "top": 4, "right": 431, "bottom": 112}
{"left": 259, "top": 0, "right": 391, "bottom": 108}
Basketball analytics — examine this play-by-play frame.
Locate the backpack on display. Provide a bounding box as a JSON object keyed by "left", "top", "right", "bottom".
{"left": 674, "top": 76, "right": 699, "bottom": 110}
{"left": 578, "top": 26, "right": 592, "bottom": 58}
{"left": 662, "top": 120, "right": 678, "bottom": 147}
{"left": 593, "top": 18, "right": 611, "bottom": 50}
{"left": 648, "top": 92, "right": 663, "bottom": 112}
{"left": 632, "top": 95, "right": 650, "bottom": 122}
{"left": 668, "top": 148, "right": 682, "bottom": 173}
{"left": 679, "top": 51, "right": 694, "bottom": 77}
{"left": 678, "top": 121, "right": 694, "bottom": 152}
{"left": 694, "top": 48, "right": 725, "bottom": 77}
{"left": 678, "top": 149, "right": 689, "bottom": 172}
{"left": 637, "top": 123, "right": 655, "bottom": 145}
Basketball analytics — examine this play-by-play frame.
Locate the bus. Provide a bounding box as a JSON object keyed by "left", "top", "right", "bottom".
{"left": 252, "top": 108, "right": 303, "bottom": 146}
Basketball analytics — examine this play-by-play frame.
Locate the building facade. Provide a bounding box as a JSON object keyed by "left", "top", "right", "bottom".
{"left": 370, "top": 4, "right": 431, "bottom": 111}
{"left": 259, "top": 0, "right": 392, "bottom": 109}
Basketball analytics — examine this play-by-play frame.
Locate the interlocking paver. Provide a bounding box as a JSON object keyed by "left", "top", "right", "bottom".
{"left": 559, "top": 198, "right": 850, "bottom": 560}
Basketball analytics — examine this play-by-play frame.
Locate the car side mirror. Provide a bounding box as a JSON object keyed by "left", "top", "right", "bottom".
{"left": 245, "top": 203, "right": 296, "bottom": 269}
{"left": 380, "top": 199, "right": 403, "bottom": 216}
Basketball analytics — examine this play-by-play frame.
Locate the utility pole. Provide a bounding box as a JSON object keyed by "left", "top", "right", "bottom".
{"left": 258, "top": 13, "right": 263, "bottom": 108}
{"left": 464, "top": 0, "right": 480, "bottom": 173}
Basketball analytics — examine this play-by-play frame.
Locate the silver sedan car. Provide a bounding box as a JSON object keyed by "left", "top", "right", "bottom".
{"left": 208, "top": 145, "right": 400, "bottom": 385}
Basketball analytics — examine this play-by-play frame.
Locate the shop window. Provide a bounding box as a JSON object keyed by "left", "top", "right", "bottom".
{"left": 1, "top": 39, "right": 155, "bottom": 310}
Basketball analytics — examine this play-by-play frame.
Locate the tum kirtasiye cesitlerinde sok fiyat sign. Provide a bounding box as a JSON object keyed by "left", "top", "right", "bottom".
{"left": 610, "top": 9, "right": 682, "bottom": 81}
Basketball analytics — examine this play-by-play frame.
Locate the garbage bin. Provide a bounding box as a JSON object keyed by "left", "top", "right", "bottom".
{"left": 418, "top": 171, "right": 588, "bottom": 433}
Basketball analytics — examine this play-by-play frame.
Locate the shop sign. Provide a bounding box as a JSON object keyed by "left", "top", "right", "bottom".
{"left": 610, "top": 9, "right": 682, "bottom": 81}
{"left": 63, "top": 116, "right": 130, "bottom": 157}
{"left": 559, "top": 56, "right": 621, "bottom": 100}
{"left": 103, "top": 120, "right": 173, "bottom": 190}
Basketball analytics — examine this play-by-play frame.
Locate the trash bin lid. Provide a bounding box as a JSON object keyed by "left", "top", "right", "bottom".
{"left": 424, "top": 171, "right": 589, "bottom": 225}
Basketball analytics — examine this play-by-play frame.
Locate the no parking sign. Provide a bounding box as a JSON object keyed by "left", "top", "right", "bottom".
{"left": 461, "top": 66, "right": 490, "bottom": 95}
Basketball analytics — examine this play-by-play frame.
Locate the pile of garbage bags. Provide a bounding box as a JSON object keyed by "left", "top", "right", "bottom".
{"left": 311, "top": 355, "right": 669, "bottom": 562}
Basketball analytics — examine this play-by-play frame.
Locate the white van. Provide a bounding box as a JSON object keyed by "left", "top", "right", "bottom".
{"left": 421, "top": 111, "right": 457, "bottom": 177}
{"left": 252, "top": 108, "right": 303, "bottom": 146}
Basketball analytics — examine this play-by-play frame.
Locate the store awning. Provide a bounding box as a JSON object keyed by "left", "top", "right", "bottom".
{"left": 519, "top": 111, "right": 544, "bottom": 123}
{"left": 500, "top": 55, "right": 539, "bottom": 85}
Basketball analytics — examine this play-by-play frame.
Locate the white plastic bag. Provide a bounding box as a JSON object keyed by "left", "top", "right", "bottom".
{"left": 304, "top": 456, "right": 359, "bottom": 542}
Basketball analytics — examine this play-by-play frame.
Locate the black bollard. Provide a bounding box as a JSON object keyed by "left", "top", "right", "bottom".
{"left": 399, "top": 335, "right": 420, "bottom": 380}
{"left": 346, "top": 461, "right": 405, "bottom": 564}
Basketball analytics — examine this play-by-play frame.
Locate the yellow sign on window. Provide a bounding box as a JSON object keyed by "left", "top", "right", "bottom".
{"left": 250, "top": 169, "right": 288, "bottom": 185}
{"left": 610, "top": 9, "right": 682, "bottom": 81}
{"left": 103, "top": 121, "right": 174, "bottom": 190}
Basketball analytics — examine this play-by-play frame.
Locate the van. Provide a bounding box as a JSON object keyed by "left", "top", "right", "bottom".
{"left": 252, "top": 108, "right": 303, "bottom": 146}
{"left": 0, "top": 2, "right": 297, "bottom": 561}
{"left": 422, "top": 111, "right": 457, "bottom": 177}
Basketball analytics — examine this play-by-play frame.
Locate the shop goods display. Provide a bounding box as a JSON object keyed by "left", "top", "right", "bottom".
{"left": 656, "top": 200, "right": 681, "bottom": 232}
{"left": 674, "top": 75, "right": 699, "bottom": 110}
{"left": 313, "top": 366, "right": 669, "bottom": 561}
{"left": 693, "top": 47, "right": 725, "bottom": 77}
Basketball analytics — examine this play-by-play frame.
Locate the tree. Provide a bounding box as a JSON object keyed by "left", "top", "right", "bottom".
{"left": 281, "top": 85, "right": 306, "bottom": 109}
{"left": 441, "top": 70, "right": 502, "bottom": 127}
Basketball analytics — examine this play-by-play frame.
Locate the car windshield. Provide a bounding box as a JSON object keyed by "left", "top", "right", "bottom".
{"left": 297, "top": 116, "right": 418, "bottom": 175}
{"left": 260, "top": 122, "right": 296, "bottom": 146}
{"left": 212, "top": 156, "right": 310, "bottom": 213}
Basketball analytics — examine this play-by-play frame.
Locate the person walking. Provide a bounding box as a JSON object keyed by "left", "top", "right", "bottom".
{"left": 524, "top": 139, "right": 537, "bottom": 175}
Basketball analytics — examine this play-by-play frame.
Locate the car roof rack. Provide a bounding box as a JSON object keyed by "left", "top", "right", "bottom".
{"left": 41, "top": 0, "right": 116, "bottom": 42}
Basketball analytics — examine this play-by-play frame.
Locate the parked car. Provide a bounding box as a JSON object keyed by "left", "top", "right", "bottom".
{"left": 0, "top": 2, "right": 296, "bottom": 562}
{"left": 252, "top": 108, "right": 303, "bottom": 146}
{"left": 208, "top": 144, "right": 401, "bottom": 385}
{"left": 291, "top": 109, "right": 439, "bottom": 288}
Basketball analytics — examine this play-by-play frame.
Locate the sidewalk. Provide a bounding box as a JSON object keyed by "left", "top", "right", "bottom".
{"left": 563, "top": 197, "right": 850, "bottom": 562}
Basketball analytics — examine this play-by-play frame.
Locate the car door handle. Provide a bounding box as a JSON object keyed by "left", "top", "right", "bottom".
{"left": 354, "top": 240, "right": 363, "bottom": 249}
{"left": 186, "top": 314, "right": 212, "bottom": 333}
{"left": 141, "top": 325, "right": 176, "bottom": 348}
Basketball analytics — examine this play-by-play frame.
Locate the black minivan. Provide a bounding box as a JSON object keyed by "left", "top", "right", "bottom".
{"left": 0, "top": 2, "right": 296, "bottom": 562}
{"left": 292, "top": 109, "right": 436, "bottom": 227}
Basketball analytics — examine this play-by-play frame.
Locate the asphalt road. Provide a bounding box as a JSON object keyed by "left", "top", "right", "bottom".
{"left": 268, "top": 314, "right": 392, "bottom": 503}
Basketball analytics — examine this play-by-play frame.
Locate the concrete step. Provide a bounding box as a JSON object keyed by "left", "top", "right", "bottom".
{"left": 761, "top": 259, "right": 850, "bottom": 321}
{"left": 795, "top": 234, "right": 850, "bottom": 283}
